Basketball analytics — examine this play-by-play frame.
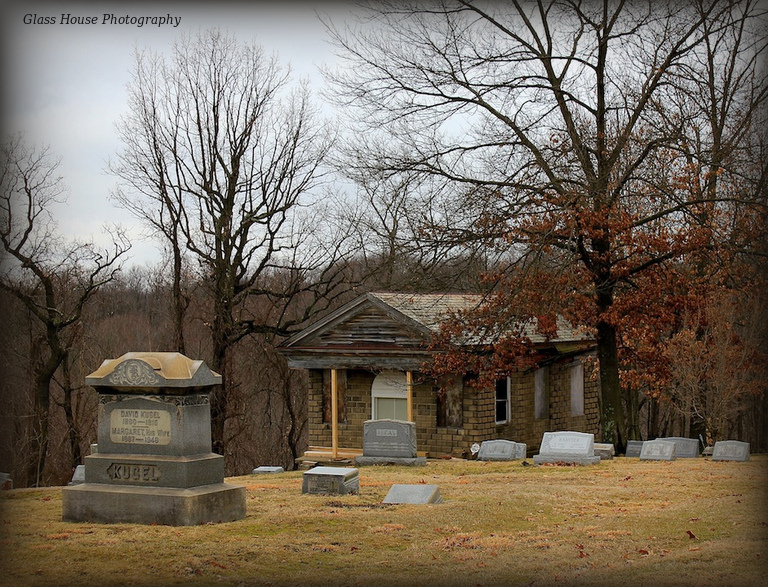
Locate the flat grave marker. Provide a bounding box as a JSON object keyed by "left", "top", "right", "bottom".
{"left": 252, "top": 466, "right": 284, "bottom": 474}
{"left": 383, "top": 484, "right": 442, "bottom": 504}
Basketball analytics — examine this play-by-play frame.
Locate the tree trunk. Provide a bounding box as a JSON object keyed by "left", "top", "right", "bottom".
{"left": 596, "top": 320, "right": 627, "bottom": 453}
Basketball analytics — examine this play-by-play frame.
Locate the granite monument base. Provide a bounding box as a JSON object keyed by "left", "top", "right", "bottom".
{"left": 62, "top": 482, "right": 246, "bottom": 526}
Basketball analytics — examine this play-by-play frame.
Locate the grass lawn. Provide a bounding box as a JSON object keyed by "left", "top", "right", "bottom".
{"left": 1, "top": 455, "right": 766, "bottom": 586}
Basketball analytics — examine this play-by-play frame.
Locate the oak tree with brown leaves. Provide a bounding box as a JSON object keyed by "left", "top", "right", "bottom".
{"left": 325, "top": 0, "right": 767, "bottom": 450}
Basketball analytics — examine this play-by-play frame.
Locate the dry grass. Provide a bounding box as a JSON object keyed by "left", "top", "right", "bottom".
{"left": 1, "top": 456, "right": 766, "bottom": 587}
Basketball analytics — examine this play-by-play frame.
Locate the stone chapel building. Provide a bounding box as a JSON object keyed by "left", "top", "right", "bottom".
{"left": 279, "top": 292, "right": 600, "bottom": 462}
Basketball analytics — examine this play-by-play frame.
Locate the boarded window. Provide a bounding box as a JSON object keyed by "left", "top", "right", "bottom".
{"left": 322, "top": 369, "right": 347, "bottom": 424}
{"left": 495, "top": 378, "right": 510, "bottom": 424}
{"left": 437, "top": 377, "right": 463, "bottom": 428}
{"left": 570, "top": 361, "right": 584, "bottom": 416}
{"left": 534, "top": 366, "right": 550, "bottom": 420}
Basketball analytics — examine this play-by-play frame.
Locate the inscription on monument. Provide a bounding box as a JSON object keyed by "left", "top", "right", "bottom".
{"left": 109, "top": 408, "right": 171, "bottom": 445}
{"left": 107, "top": 463, "right": 161, "bottom": 483}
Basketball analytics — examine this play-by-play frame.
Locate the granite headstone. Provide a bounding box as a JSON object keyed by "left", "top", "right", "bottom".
{"left": 625, "top": 440, "right": 644, "bottom": 457}
{"left": 712, "top": 440, "right": 750, "bottom": 462}
{"left": 68, "top": 465, "right": 86, "bottom": 485}
{"left": 302, "top": 466, "right": 359, "bottom": 495}
{"left": 593, "top": 443, "right": 615, "bottom": 460}
{"left": 533, "top": 431, "right": 601, "bottom": 465}
{"left": 355, "top": 419, "right": 426, "bottom": 466}
{"left": 477, "top": 440, "right": 527, "bottom": 461}
{"left": 657, "top": 437, "right": 699, "bottom": 458}
{"left": 639, "top": 439, "right": 676, "bottom": 461}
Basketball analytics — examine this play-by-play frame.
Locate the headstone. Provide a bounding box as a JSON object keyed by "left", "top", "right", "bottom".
{"left": 355, "top": 420, "right": 426, "bottom": 466}
{"left": 657, "top": 437, "right": 699, "bottom": 458}
{"left": 0, "top": 473, "right": 12, "bottom": 490}
{"left": 625, "top": 440, "right": 644, "bottom": 457}
{"left": 62, "top": 352, "right": 246, "bottom": 526}
{"left": 533, "top": 431, "right": 601, "bottom": 465}
{"left": 252, "top": 466, "right": 284, "bottom": 474}
{"left": 383, "top": 484, "right": 442, "bottom": 504}
{"left": 639, "top": 439, "right": 676, "bottom": 461}
{"left": 712, "top": 440, "right": 750, "bottom": 462}
{"left": 477, "top": 440, "right": 527, "bottom": 461}
{"left": 593, "top": 443, "right": 615, "bottom": 460}
{"left": 302, "top": 466, "right": 359, "bottom": 495}
{"left": 68, "top": 465, "right": 86, "bottom": 485}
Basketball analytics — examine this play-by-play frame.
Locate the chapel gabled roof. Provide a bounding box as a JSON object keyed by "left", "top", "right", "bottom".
{"left": 278, "top": 291, "right": 591, "bottom": 370}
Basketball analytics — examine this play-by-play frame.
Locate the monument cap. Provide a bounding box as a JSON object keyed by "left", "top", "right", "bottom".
{"left": 85, "top": 352, "right": 221, "bottom": 393}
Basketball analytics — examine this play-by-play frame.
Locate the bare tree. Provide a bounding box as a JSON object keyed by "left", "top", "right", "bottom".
{"left": 323, "top": 0, "right": 767, "bottom": 450}
{"left": 111, "top": 29, "right": 354, "bottom": 461}
{"left": 0, "top": 135, "right": 129, "bottom": 486}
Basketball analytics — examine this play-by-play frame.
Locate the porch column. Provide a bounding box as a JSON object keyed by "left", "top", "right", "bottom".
{"left": 331, "top": 368, "right": 339, "bottom": 459}
{"left": 406, "top": 371, "right": 414, "bottom": 423}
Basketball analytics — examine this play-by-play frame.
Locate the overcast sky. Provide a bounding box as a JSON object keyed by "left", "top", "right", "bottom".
{"left": 1, "top": 1, "right": 352, "bottom": 266}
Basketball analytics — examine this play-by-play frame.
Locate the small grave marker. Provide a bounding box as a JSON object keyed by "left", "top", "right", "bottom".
{"left": 533, "top": 431, "right": 600, "bottom": 465}
{"left": 302, "top": 467, "right": 359, "bottom": 495}
{"left": 477, "top": 440, "right": 527, "bottom": 461}
{"left": 639, "top": 439, "right": 676, "bottom": 461}
{"left": 252, "top": 466, "right": 284, "bottom": 474}
{"left": 68, "top": 465, "right": 86, "bottom": 485}
{"left": 712, "top": 440, "right": 749, "bottom": 462}
{"left": 383, "top": 484, "right": 442, "bottom": 504}
{"left": 593, "top": 443, "right": 615, "bottom": 460}
{"left": 625, "top": 440, "right": 644, "bottom": 457}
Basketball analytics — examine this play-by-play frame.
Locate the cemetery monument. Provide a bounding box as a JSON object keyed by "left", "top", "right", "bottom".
{"left": 61, "top": 352, "right": 246, "bottom": 526}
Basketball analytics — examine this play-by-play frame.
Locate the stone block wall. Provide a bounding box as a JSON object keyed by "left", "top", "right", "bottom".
{"left": 494, "top": 354, "right": 601, "bottom": 453}
{"left": 307, "top": 369, "right": 497, "bottom": 457}
{"left": 306, "top": 355, "right": 600, "bottom": 457}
